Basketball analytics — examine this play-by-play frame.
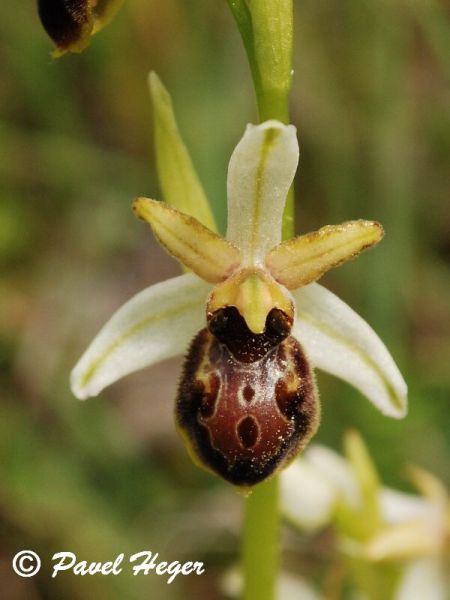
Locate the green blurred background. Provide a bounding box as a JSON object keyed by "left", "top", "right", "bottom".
{"left": 1, "top": 0, "right": 449, "bottom": 597}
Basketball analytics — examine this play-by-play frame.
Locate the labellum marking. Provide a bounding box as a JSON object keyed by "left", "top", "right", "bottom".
{"left": 242, "top": 385, "right": 255, "bottom": 403}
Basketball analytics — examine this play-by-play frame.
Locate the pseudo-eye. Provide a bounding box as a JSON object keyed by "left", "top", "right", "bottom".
{"left": 71, "top": 120, "right": 407, "bottom": 488}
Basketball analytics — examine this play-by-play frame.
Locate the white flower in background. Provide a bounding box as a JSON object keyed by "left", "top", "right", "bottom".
{"left": 281, "top": 432, "right": 449, "bottom": 599}
{"left": 369, "top": 466, "right": 450, "bottom": 600}
{"left": 222, "top": 566, "right": 322, "bottom": 600}
{"left": 71, "top": 118, "right": 407, "bottom": 486}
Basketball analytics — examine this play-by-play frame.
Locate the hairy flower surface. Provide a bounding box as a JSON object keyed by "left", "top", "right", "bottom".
{"left": 37, "top": 0, "right": 125, "bottom": 56}
{"left": 71, "top": 120, "right": 407, "bottom": 486}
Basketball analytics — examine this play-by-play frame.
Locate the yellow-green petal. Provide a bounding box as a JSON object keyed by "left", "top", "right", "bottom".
{"left": 408, "top": 466, "right": 449, "bottom": 505}
{"left": 366, "top": 522, "right": 442, "bottom": 561}
{"left": 266, "top": 220, "right": 384, "bottom": 290}
{"left": 345, "top": 430, "right": 382, "bottom": 534}
{"left": 133, "top": 198, "right": 241, "bottom": 284}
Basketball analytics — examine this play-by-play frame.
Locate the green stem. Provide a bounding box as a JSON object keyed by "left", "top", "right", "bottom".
{"left": 230, "top": 2, "right": 294, "bottom": 599}
{"left": 258, "top": 96, "right": 294, "bottom": 241}
{"left": 228, "top": 0, "right": 293, "bottom": 126}
{"left": 243, "top": 477, "right": 279, "bottom": 600}
{"left": 226, "top": 0, "right": 261, "bottom": 94}
{"left": 258, "top": 92, "right": 289, "bottom": 124}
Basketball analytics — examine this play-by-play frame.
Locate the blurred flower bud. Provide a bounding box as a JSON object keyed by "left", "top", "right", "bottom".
{"left": 37, "top": 0, "right": 125, "bottom": 56}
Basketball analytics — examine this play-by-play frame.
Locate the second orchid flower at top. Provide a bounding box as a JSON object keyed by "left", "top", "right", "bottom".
{"left": 71, "top": 117, "right": 407, "bottom": 488}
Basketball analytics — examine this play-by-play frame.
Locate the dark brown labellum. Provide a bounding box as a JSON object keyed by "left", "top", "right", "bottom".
{"left": 37, "top": 0, "right": 93, "bottom": 53}
{"left": 208, "top": 306, "right": 292, "bottom": 362}
{"left": 176, "top": 308, "right": 319, "bottom": 487}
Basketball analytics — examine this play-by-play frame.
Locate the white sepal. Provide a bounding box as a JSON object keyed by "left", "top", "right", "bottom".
{"left": 222, "top": 567, "right": 322, "bottom": 600}
{"left": 380, "top": 488, "right": 436, "bottom": 525}
{"left": 281, "top": 459, "right": 337, "bottom": 531}
{"left": 71, "top": 273, "right": 209, "bottom": 399}
{"left": 292, "top": 283, "right": 407, "bottom": 418}
{"left": 305, "top": 445, "right": 361, "bottom": 509}
{"left": 226, "top": 120, "right": 299, "bottom": 265}
{"left": 395, "top": 558, "right": 448, "bottom": 600}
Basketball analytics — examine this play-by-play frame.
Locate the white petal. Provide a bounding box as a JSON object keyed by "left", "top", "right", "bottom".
{"left": 281, "top": 459, "right": 337, "bottom": 531}
{"left": 292, "top": 283, "right": 407, "bottom": 418}
{"left": 276, "top": 572, "right": 323, "bottom": 600}
{"left": 226, "top": 120, "right": 299, "bottom": 265}
{"left": 380, "top": 488, "right": 437, "bottom": 525}
{"left": 305, "top": 445, "right": 361, "bottom": 509}
{"left": 395, "top": 559, "right": 448, "bottom": 600}
{"left": 222, "top": 567, "right": 322, "bottom": 600}
{"left": 71, "top": 273, "right": 210, "bottom": 399}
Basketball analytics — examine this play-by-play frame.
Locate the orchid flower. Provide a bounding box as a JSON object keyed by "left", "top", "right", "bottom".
{"left": 71, "top": 120, "right": 407, "bottom": 487}
{"left": 281, "top": 432, "right": 449, "bottom": 599}
{"left": 37, "top": 0, "right": 125, "bottom": 56}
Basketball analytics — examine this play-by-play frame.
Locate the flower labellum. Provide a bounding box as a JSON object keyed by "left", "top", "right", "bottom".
{"left": 177, "top": 305, "right": 318, "bottom": 486}
{"left": 37, "top": 0, "right": 125, "bottom": 56}
{"left": 71, "top": 120, "right": 408, "bottom": 488}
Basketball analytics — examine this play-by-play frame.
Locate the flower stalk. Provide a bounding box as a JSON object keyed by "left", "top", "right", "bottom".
{"left": 227, "top": 0, "right": 293, "bottom": 124}
{"left": 231, "top": 2, "right": 293, "bottom": 598}
{"left": 242, "top": 477, "right": 279, "bottom": 600}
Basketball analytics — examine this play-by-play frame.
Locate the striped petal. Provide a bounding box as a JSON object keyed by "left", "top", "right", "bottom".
{"left": 226, "top": 121, "right": 298, "bottom": 265}
{"left": 266, "top": 220, "right": 384, "bottom": 289}
{"left": 133, "top": 198, "right": 241, "bottom": 283}
{"left": 71, "top": 273, "right": 210, "bottom": 399}
{"left": 292, "top": 283, "right": 407, "bottom": 418}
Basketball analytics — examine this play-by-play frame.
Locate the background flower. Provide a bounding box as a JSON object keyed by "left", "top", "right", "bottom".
{"left": 282, "top": 432, "right": 450, "bottom": 599}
